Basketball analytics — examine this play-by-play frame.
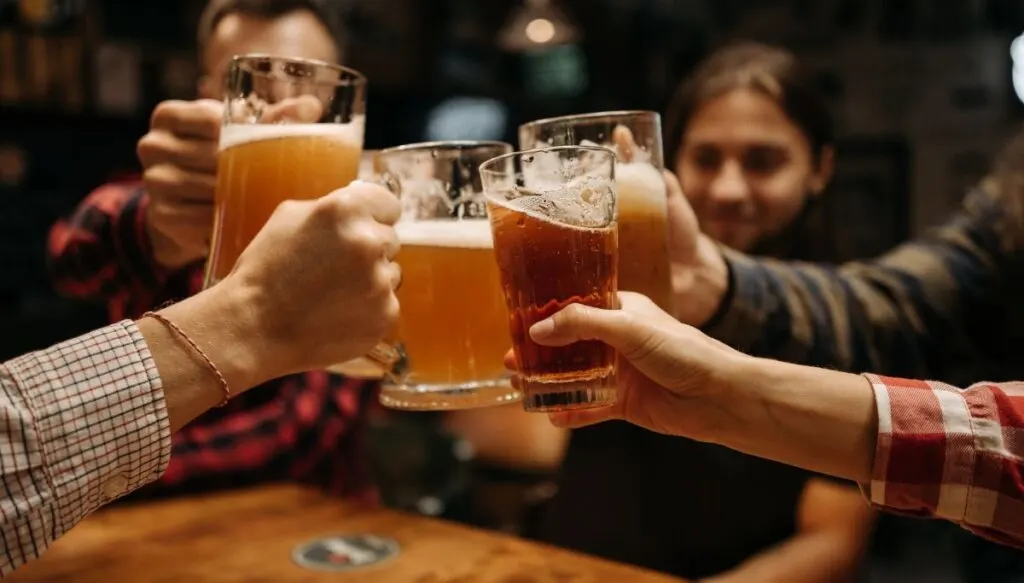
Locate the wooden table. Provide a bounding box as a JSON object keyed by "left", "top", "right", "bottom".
{"left": 9, "top": 485, "right": 685, "bottom": 582}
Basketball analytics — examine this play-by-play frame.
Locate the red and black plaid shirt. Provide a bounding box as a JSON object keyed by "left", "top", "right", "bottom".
{"left": 46, "top": 181, "right": 379, "bottom": 502}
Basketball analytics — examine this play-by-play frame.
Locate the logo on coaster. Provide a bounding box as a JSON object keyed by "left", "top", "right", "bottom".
{"left": 292, "top": 534, "right": 400, "bottom": 571}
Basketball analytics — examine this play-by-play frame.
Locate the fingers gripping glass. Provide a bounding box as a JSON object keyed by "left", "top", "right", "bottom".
{"left": 369, "top": 141, "right": 523, "bottom": 409}
{"left": 481, "top": 146, "right": 620, "bottom": 412}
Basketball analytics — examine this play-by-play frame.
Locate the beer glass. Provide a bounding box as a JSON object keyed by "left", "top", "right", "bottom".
{"left": 206, "top": 54, "right": 397, "bottom": 374}
{"left": 519, "top": 111, "right": 673, "bottom": 313}
{"left": 481, "top": 146, "right": 619, "bottom": 412}
{"left": 376, "top": 141, "right": 522, "bottom": 410}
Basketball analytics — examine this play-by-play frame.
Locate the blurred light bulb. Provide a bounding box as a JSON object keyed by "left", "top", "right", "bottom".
{"left": 525, "top": 18, "right": 556, "bottom": 44}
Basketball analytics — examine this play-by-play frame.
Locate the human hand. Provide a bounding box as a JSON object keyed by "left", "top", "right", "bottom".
{"left": 138, "top": 99, "right": 222, "bottom": 269}
{"left": 507, "top": 291, "right": 748, "bottom": 440}
{"left": 220, "top": 180, "right": 401, "bottom": 378}
{"left": 139, "top": 96, "right": 326, "bottom": 270}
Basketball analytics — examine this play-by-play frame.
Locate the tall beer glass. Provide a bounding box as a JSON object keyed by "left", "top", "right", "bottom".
{"left": 519, "top": 111, "right": 673, "bottom": 313}
{"left": 481, "top": 146, "right": 619, "bottom": 412}
{"left": 376, "top": 141, "right": 523, "bottom": 410}
{"left": 206, "top": 55, "right": 396, "bottom": 374}
{"left": 205, "top": 54, "right": 367, "bottom": 287}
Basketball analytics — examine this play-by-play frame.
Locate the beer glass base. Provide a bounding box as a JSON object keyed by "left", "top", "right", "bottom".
{"left": 379, "top": 379, "right": 522, "bottom": 411}
{"left": 520, "top": 372, "right": 617, "bottom": 413}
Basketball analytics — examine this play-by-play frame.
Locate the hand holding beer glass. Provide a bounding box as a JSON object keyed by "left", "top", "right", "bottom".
{"left": 519, "top": 111, "right": 673, "bottom": 313}
{"left": 204, "top": 54, "right": 397, "bottom": 372}
{"left": 375, "top": 141, "right": 523, "bottom": 410}
{"left": 481, "top": 146, "right": 620, "bottom": 412}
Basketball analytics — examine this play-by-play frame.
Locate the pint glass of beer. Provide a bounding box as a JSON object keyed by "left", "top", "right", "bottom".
{"left": 519, "top": 111, "right": 673, "bottom": 313}
{"left": 375, "top": 141, "right": 523, "bottom": 410}
{"left": 481, "top": 146, "right": 619, "bottom": 412}
{"left": 205, "top": 54, "right": 367, "bottom": 287}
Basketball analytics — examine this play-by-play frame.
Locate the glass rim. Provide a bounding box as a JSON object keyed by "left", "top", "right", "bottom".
{"left": 479, "top": 144, "right": 616, "bottom": 176}
{"left": 519, "top": 110, "right": 660, "bottom": 132}
{"left": 377, "top": 140, "right": 513, "bottom": 157}
{"left": 230, "top": 53, "right": 367, "bottom": 86}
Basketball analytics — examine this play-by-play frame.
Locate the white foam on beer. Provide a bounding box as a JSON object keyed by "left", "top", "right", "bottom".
{"left": 396, "top": 219, "right": 494, "bottom": 249}
{"left": 219, "top": 117, "right": 364, "bottom": 151}
{"left": 616, "top": 161, "right": 667, "bottom": 212}
{"left": 488, "top": 177, "right": 616, "bottom": 232}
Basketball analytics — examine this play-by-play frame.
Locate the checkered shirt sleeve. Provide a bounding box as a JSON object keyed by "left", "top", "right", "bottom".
{"left": 863, "top": 374, "right": 1024, "bottom": 549}
{"left": 0, "top": 320, "right": 171, "bottom": 575}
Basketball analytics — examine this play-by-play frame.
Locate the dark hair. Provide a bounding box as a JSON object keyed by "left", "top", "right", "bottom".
{"left": 664, "top": 42, "right": 841, "bottom": 262}
{"left": 663, "top": 41, "right": 834, "bottom": 172}
{"left": 196, "top": 0, "right": 345, "bottom": 67}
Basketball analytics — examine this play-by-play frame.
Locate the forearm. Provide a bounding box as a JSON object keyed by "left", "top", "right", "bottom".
{"left": 705, "top": 530, "right": 862, "bottom": 583}
{"left": 694, "top": 185, "right": 1008, "bottom": 376}
{"left": 137, "top": 284, "right": 273, "bottom": 432}
{"left": 712, "top": 358, "right": 877, "bottom": 483}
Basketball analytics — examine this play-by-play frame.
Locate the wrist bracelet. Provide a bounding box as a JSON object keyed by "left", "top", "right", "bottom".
{"left": 142, "top": 310, "right": 231, "bottom": 407}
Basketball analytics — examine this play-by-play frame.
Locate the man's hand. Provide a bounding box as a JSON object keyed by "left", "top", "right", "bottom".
{"left": 662, "top": 170, "right": 730, "bottom": 326}
{"left": 506, "top": 291, "right": 748, "bottom": 440}
{"left": 519, "top": 291, "right": 878, "bottom": 484}
{"left": 137, "top": 99, "right": 222, "bottom": 270}
{"left": 221, "top": 180, "right": 402, "bottom": 380}
{"left": 610, "top": 125, "right": 729, "bottom": 326}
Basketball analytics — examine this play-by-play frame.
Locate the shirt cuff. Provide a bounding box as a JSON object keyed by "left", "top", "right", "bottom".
{"left": 6, "top": 320, "right": 171, "bottom": 534}
{"left": 859, "top": 373, "right": 978, "bottom": 523}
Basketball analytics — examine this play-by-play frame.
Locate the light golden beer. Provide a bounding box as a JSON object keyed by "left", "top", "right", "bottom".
{"left": 388, "top": 220, "right": 510, "bottom": 390}
{"left": 206, "top": 122, "right": 363, "bottom": 286}
{"left": 615, "top": 160, "right": 673, "bottom": 311}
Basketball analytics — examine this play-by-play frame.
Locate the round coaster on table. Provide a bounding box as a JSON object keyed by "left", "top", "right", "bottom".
{"left": 291, "top": 534, "right": 400, "bottom": 572}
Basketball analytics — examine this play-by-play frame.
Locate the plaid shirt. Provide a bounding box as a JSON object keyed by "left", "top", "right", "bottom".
{"left": 47, "top": 182, "right": 378, "bottom": 500}
{"left": 0, "top": 321, "right": 170, "bottom": 575}
{"left": 703, "top": 178, "right": 1024, "bottom": 547}
{"left": 864, "top": 374, "right": 1024, "bottom": 549}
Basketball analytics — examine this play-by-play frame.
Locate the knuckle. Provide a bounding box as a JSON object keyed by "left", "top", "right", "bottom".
{"left": 150, "top": 100, "right": 181, "bottom": 125}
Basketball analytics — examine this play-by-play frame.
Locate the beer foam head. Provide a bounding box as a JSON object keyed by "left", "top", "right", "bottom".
{"left": 615, "top": 161, "right": 667, "bottom": 210}
{"left": 396, "top": 219, "right": 494, "bottom": 249}
{"left": 491, "top": 177, "right": 617, "bottom": 231}
{"left": 219, "top": 118, "right": 364, "bottom": 151}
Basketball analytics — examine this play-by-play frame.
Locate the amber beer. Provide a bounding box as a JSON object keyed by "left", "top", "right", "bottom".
{"left": 518, "top": 111, "right": 673, "bottom": 312}
{"left": 615, "top": 161, "right": 672, "bottom": 310}
{"left": 483, "top": 146, "right": 620, "bottom": 412}
{"left": 385, "top": 220, "right": 511, "bottom": 400}
{"left": 374, "top": 140, "right": 520, "bottom": 410}
{"left": 205, "top": 123, "right": 362, "bottom": 286}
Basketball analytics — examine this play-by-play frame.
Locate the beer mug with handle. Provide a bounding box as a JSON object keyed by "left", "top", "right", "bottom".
{"left": 375, "top": 141, "right": 523, "bottom": 410}
{"left": 205, "top": 53, "right": 398, "bottom": 374}
{"left": 519, "top": 111, "right": 673, "bottom": 314}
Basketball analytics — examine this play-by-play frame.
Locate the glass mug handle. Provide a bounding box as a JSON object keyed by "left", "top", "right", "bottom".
{"left": 326, "top": 171, "right": 404, "bottom": 379}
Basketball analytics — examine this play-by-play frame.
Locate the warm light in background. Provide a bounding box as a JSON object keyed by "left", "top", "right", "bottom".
{"left": 525, "top": 18, "right": 556, "bottom": 44}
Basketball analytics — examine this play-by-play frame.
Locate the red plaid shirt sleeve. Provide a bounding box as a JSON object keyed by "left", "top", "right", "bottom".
{"left": 863, "top": 374, "right": 1024, "bottom": 548}
{"left": 47, "top": 182, "right": 170, "bottom": 305}
{"left": 0, "top": 320, "right": 171, "bottom": 575}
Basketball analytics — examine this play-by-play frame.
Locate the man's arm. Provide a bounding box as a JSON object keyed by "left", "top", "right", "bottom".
{"left": 687, "top": 181, "right": 1014, "bottom": 377}
{"left": 715, "top": 358, "right": 1024, "bottom": 549}
{"left": 47, "top": 183, "right": 172, "bottom": 303}
{"left": 705, "top": 480, "right": 874, "bottom": 583}
{"left": 0, "top": 287, "right": 269, "bottom": 576}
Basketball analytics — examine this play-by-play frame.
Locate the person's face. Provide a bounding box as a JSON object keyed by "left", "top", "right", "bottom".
{"left": 198, "top": 9, "right": 339, "bottom": 100}
{"left": 674, "top": 89, "right": 833, "bottom": 252}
